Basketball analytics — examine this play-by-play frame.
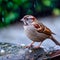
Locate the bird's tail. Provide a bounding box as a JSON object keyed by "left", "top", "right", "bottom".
{"left": 51, "top": 36, "right": 60, "bottom": 45}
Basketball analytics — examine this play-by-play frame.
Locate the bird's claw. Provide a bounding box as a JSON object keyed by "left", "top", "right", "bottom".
{"left": 25, "top": 45, "right": 33, "bottom": 48}
{"left": 34, "top": 46, "right": 40, "bottom": 49}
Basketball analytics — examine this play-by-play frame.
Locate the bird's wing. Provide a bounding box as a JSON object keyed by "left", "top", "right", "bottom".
{"left": 32, "top": 22, "right": 55, "bottom": 35}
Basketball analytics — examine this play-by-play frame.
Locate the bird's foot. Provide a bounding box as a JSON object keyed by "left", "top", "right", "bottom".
{"left": 34, "top": 46, "right": 40, "bottom": 49}
{"left": 25, "top": 42, "right": 34, "bottom": 48}
{"left": 25, "top": 45, "right": 33, "bottom": 48}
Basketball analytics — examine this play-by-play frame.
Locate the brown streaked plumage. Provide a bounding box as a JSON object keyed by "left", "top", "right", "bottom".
{"left": 32, "top": 22, "right": 55, "bottom": 35}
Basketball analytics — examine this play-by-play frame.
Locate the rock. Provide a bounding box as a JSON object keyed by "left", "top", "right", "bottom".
{"left": 0, "top": 42, "right": 60, "bottom": 60}
{"left": 25, "top": 47, "right": 47, "bottom": 60}
{"left": 0, "top": 49, "right": 5, "bottom": 55}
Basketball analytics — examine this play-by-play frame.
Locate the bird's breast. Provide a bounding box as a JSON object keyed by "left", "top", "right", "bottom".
{"left": 23, "top": 25, "right": 48, "bottom": 42}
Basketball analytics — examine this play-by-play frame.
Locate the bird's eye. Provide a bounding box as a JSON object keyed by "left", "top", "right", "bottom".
{"left": 26, "top": 18, "right": 28, "bottom": 20}
{"left": 24, "top": 17, "right": 28, "bottom": 20}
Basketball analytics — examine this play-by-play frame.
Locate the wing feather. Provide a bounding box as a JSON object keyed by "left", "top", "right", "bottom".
{"left": 32, "top": 22, "right": 55, "bottom": 36}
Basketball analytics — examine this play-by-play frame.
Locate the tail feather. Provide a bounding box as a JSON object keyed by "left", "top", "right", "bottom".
{"left": 52, "top": 32, "right": 56, "bottom": 35}
{"left": 50, "top": 36, "right": 60, "bottom": 45}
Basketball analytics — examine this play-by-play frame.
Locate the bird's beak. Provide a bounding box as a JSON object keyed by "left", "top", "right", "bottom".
{"left": 20, "top": 18, "right": 24, "bottom": 21}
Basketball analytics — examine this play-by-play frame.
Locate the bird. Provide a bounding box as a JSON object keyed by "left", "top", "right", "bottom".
{"left": 21, "top": 15, "right": 60, "bottom": 48}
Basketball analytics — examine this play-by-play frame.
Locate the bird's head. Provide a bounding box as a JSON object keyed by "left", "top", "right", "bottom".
{"left": 21, "top": 15, "right": 37, "bottom": 25}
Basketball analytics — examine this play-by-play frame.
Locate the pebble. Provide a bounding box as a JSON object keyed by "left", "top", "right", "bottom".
{"left": 0, "top": 49, "right": 5, "bottom": 55}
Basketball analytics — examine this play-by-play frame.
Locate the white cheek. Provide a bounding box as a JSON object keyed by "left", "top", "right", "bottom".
{"left": 27, "top": 20, "right": 32, "bottom": 24}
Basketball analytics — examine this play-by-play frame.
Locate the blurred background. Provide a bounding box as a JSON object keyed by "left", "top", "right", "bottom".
{"left": 0, "top": 0, "right": 60, "bottom": 47}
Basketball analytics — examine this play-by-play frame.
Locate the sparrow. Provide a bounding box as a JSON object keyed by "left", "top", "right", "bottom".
{"left": 21, "top": 15, "right": 60, "bottom": 48}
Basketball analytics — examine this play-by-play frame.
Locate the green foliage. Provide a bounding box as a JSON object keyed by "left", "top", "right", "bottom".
{"left": 23, "top": 2, "right": 31, "bottom": 9}
{"left": 1, "top": 0, "right": 60, "bottom": 27}
{"left": 26, "top": 9, "right": 33, "bottom": 15}
{"left": 0, "top": 6, "right": 2, "bottom": 13}
{"left": 0, "top": 0, "right": 2, "bottom": 4}
{"left": 13, "top": 0, "right": 28, "bottom": 6}
{"left": 53, "top": 8, "right": 60, "bottom": 16}
{"left": 34, "top": 2, "right": 41, "bottom": 12}
{"left": 7, "top": 2, "right": 14, "bottom": 9}
{"left": 5, "top": 12, "right": 19, "bottom": 23}
{"left": 42, "top": 0, "right": 51, "bottom": 7}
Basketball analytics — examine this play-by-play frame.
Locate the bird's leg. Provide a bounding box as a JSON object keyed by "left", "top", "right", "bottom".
{"left": 25, "top": 41, "right": 35, "bottom": 48}
{"left": 34, "top": 42, "right": 42, "bottom": 49}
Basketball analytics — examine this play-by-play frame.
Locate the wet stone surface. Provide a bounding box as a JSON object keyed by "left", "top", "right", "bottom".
{"left": 0, "top": 42, "right": 48, "bottom": 60}
{"left": 0, "top": 42, "right": 60, "bottom": 60}
{"left": 25, "top": 48, "right": 47, "bottom": 60}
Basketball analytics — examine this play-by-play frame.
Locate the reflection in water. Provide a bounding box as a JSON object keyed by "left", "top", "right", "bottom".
{"left": 0, "top": 17, "right": 60, "bottom": 48}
